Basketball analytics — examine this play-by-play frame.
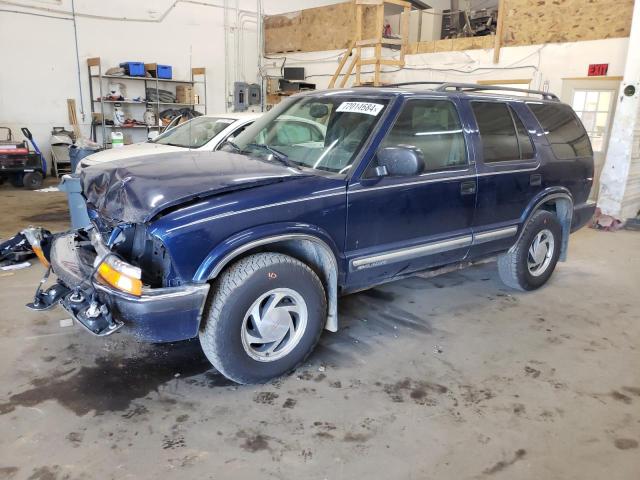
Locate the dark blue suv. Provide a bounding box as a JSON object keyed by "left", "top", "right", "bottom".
{"left": 25, "top": 83, "right": 595, "bottom": 384}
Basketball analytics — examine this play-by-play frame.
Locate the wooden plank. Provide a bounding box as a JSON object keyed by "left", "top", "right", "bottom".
{"left": 356, "top": 3, "right": 362, "bottom": 86}
{"left": 356, "top": 38, "right": 403, "bottom": 46}
{"left": 192, "top": 67, "right": 206, "bottom": 75}
{"left": 339, "top": 53, "right": 360, "bottom": 87}
{"left": 67, "top": 99, "right": 82, "bottom": 140}
{"left": 374, "top": 3, "right": 383, "bottom": 86}
{"left": 382, "top": 0, "right": 411, "bottom": 7}
{"left": 360, "top": 58, "right": 403, "bottom": 66}
{"left": 400, "top": 4, "right": 410, "bottom": 65}
{"left": 87, "top": 57, "right": 100, "bottom": 67}
{"left": 493, "top": 0, "right": 505, "bottom": 64}
{"left": 329, "top": 42, "right": 354, "bottom": 88}
{"left": 562, "top": 76, "right": 624, "bottom": 81}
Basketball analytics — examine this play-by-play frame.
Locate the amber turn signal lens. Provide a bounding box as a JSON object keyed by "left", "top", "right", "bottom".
{"left": 32, "top": 246, "right": 50, "bottom": 268}
{"left": 98, "top": 261, "right": 142, "bottom": 296}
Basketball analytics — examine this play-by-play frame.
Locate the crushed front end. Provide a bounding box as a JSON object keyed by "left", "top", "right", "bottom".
{"left": 24, "top": 226, "right": 209, "bottom": 342}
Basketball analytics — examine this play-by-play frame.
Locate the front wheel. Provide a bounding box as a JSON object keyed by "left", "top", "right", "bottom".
{"left": 23, "top": 171, "right": 43, "bottom": 190}
{"left": 497, "top": 210, "right": 562, "bottom": 291}
{"left": 199, "top": 253, "right": 326, "bottom": 384}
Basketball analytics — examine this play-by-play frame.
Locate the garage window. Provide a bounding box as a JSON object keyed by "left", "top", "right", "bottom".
{"left": 528, "top": 102, "right": 592, "bottom": 159}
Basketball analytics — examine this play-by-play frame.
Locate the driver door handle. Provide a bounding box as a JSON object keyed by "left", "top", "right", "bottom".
{"left": 460, "top": 180, "right": 476, "bottom": 196}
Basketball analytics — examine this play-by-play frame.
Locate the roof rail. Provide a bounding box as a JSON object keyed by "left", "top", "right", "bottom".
{"left": 383, "top": 81, "right": 559, "bottom": 101}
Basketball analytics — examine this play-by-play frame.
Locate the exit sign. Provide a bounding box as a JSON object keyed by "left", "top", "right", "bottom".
{"left": 588, "top": 63, "right": 609, "bottom": 76}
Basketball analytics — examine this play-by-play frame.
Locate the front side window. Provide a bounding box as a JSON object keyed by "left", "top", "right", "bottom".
{"left": 528, "top": 103, "right": 592, "bottom": 159}
{"left": 231, "top": 96, "right": 389, "bottom": 174}
{"left": 153, "top": 116, "right": 235, "bottom": 148}
{"left": 378, "top": 99, "right": 467, "bottom": 175}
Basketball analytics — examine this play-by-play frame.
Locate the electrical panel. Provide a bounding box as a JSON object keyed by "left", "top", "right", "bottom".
{"left": 234, "top": 82, "right": 249, "bottom": 111}
{"left": 248, "top": 83, "right": 261, "bottom": 105}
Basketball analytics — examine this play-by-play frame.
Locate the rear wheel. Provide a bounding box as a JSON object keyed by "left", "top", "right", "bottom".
{"left": 497, "top": 210, "right": 562, "bottom": 291}
{"left": 199, "top": 252, "right": 326, "bottom": 384}
{"left": 23, "top": 171, "right": 43, "bottom": 190}
{"left": 9, "top": 174, "right": 23, "bottom": 188}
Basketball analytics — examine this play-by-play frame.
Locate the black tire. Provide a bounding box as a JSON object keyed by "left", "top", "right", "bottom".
{"left": 497, "top": 210, "right": 562, "bottom": 291}
{"left": 9, "top": 174, "right": 23, "bottom": 188}
{"left": 23, "top": 171, "right": 43, "bottom": 190}
{"left": 199, "top": 253, "right": 326, "bottom": 384}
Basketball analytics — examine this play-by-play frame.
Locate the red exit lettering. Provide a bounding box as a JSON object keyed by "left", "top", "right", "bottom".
{"left": 588, "top": 64, "right": 609, "bottom": 76}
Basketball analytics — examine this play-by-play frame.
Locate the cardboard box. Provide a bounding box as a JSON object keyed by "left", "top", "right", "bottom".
{"left": 176, "top": 85, "right": 195, "bottom": 104}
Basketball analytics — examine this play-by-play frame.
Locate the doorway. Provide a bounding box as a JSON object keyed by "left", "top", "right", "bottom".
{"left": 561, "top": 77, "right": 622, "bottom": 200}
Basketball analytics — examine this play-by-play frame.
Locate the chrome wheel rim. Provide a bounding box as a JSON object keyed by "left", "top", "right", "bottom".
{"left": 241, "top": 288, "right": 308, "bottom": 362}
{"left": 527, "top": 229, "right": 555, "bottom": 277}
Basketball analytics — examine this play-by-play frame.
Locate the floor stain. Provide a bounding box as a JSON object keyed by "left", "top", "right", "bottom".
{"left": 483, "top": 449, "right": 527, "bottom": 475}
{"left": 361, "top": 288, "right": 395, "bottom": 302}
{"left": 0, "top": 341, "right": 214, "bottom": 416}
{"left": 614, "top": 438, "right": 638, "bottom": 450}
{"left": 382, "top": 378, "right": 448, "bottom": 405}
{"left": 282, "top": 398, "right": 297, "bottom": 409}
{"left": 253, "top": 392, "right": 279, "bottom": 405}
{"left": 0, "top": 467, "right": 18, "bottom": 479}
{"left": 610, "top": 391, "right": 632, "bottom": 404}
{"left": 237, "top": 430, "right": 271, "bottom": 452}
{"left": 23, "top": 210, "right": 69, "bottom": 223}
{"left": 26, "top": 466, "right": 61, "bottom": 480}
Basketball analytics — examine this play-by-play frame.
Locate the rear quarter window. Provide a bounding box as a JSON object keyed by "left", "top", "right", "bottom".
{"left": 528, "top": 103, "right": 592, "bottom": 159}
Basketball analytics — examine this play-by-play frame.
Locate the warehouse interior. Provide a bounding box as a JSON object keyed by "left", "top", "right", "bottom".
{"left": 0, "top": 0, "right": 639, "bottom": 478}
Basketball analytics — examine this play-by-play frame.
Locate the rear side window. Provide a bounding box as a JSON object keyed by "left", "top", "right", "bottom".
{"left": 511, "top": 108, "right": 535, "bottom": 159}
{"left": 528, "top": 103, "right": 592, "bottom": 159}
{"left": 472, "top": 102, "right": 535, "bottom": 163}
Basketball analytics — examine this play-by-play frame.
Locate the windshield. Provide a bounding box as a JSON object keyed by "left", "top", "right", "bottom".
{"left": 230, "top": 96, "right": 389, "bottom": 174}
{"left": 152, "top": 116, "right": 235, "bottom": 148}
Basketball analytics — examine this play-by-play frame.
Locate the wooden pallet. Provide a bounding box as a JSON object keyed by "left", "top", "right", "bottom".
{"left": 329, "top": 0, "right": 410, "bottom": 88}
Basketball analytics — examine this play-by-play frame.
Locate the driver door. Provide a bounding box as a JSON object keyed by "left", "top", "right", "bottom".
{"left": 345, "top": 97, "right": 477, "bottom": 289}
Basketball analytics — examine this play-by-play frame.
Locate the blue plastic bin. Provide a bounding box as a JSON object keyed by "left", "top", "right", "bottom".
{"left": 120, "top": 62, "right": 145, "bottom": 77}
{"left": 156, "top": 65, "right": 173, "bottom": 79}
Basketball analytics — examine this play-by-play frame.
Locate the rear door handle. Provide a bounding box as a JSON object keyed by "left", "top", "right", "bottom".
{"left": 530, "top": 174, "right": 542, "bottom": 186}
{"left": 460, "top": 180, "right": 476, "bottom": 196}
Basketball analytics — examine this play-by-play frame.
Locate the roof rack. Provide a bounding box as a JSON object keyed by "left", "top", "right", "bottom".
{"left": 383, "top": 81, "right": 559, "bottom": 101}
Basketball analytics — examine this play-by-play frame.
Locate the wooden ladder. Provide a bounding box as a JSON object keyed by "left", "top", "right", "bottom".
{"left": 329, "top": 0, "right": 411, "bottom": 88}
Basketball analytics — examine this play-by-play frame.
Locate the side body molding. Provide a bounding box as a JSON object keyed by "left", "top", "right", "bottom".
{"left": 204, "top": 234, "right": 340, "bottom": 332}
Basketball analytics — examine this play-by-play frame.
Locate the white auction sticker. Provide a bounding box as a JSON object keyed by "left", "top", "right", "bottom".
{"left": 336, "top": 102, "right": 384, "bottom": 116}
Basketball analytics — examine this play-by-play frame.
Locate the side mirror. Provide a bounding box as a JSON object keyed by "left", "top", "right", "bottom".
{"left": 310, "top": 104, "right": 329, "bottom": 118}
{"left": 21, "top": 127, "right": 33, "bottom": 140}
{"left": 376, "top": 146, "right": 424, "bottom": 177}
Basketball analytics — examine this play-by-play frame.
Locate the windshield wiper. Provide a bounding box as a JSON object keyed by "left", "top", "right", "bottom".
{"left": 244, "top": 143, "right": 298, "bottom": 168}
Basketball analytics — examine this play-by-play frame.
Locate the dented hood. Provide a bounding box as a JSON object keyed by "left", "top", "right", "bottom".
{"left": 81, "top": 150, "right": 306, "bottom": 224}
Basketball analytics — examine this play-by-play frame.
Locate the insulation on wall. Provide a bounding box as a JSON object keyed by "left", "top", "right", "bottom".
{"left": 264, "top": 2, "right": 377, "bottom": 53}
{"left": 502, "top": 0, "right": 633, "bottom": 46}
{"left": 264, "top": 0, "right": 634, "bottom": 55}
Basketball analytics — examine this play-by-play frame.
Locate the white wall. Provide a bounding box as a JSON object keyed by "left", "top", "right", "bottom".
{"left": 260, "top": 37, "right": 629, "bottom": 95}
{"left": 0, "top": 0, "right": 326, "bottom": 161}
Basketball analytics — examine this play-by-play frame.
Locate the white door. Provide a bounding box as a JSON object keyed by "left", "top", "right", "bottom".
{"left": 561, "top": 79, "right": 621, "bottom": 200}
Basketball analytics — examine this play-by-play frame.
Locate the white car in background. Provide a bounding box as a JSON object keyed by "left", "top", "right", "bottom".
{"left": 76, "top": 112, "right": 262, "bottom": 172}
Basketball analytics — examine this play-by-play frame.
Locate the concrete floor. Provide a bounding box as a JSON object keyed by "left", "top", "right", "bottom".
{"left": 0, "top": 180, "right": 639, "bottom": 480}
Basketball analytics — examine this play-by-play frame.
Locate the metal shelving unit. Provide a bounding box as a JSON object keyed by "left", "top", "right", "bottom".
{"left": 87, "top": 57, "right": 207, "bottom": 147}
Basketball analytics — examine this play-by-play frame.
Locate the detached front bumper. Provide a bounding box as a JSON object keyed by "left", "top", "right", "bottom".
{"left": 30, "top": 231, "right": 209, "bottom": 343}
